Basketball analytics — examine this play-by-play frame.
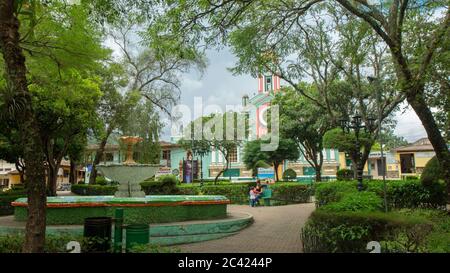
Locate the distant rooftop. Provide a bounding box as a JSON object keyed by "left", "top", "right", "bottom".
{"left": 393, "top": 138, "right": 434, "bottom": 153}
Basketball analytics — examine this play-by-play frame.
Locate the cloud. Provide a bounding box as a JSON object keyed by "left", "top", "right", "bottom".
{"left": 180, "top": 77, "right": 203, "bottom": 93}
{"left": 394, "top": 105, "right": 427, "bottom": 143}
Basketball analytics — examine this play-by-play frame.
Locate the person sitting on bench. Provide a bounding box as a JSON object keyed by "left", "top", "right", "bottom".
{"left": 254, "top": 180, "right": 264, "bottom": 205}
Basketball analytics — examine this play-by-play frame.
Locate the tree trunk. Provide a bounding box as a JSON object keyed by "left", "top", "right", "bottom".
{"left": 47, "top": 163, "right": 59, "bottom": 196}
{"left": 0, "top": 0, "right": 47, "bottom": 253}
{"left": 407, "top": 90, "right": 450, "bottom": 202}
{"left": 215, "top": 160, "right": 229, "bottom": 184}
{"left": 69, "top": 160, "right": 77, "bottom": 184}
{"left": 314, "top": 151, "right": 324, "bottom": 182}
{"left": 274, "top": 162, "right": 280, "bottom": 182}
{"left": 89, "top": 130, "right": 112, "bottom": 184}
{"left": 361, "top": 142, "right": 373, "bottom": 179}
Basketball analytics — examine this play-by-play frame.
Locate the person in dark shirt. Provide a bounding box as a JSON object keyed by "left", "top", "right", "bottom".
{"left": 254, "top": 180, "right": 264, "bottom": 205}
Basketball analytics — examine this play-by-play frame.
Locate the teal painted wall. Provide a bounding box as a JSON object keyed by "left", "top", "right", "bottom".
{"left": 170, "top": 147, "right": 212, "bottom": 179}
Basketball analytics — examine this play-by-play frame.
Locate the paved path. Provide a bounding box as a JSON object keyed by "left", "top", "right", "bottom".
{"left": 178, "top": 203, "right": 315, "bottom": 253}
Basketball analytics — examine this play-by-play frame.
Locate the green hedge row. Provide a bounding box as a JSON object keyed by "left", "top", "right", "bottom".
{"left": 0, "top": 188, "right": 27, "bottom": 216}
{"left": 179, "top": 182, "right": 313, "bottom": 205}
{"left": 315, "top": 180, "right": 447, "bottom": 209}
{"left": 303, "top": 179, "right": 449, "bottom": 253}
{"left": 140, "top": 175, "right": 179, "bottom": 195}
{"left": 70, "top": 184, "right": 118, "bottom": 195}
{"left": 301, "top": 209, "right": 436, "bottom": 253}
{"left": 72, "top": 175, "right": 181, "bottom": 196}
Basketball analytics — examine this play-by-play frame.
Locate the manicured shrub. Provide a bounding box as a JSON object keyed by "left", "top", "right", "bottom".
{"left": 301, "top": 210, "right": 434, "bottom": 253}
{"left": 271, "top": 183, "right": 312, "bottom": 204}
{"left": 314, "top": 181, "right": 358, "bottom": 207}
{"left": 304, "top": 179, "right": 448, "bottom": 253}
{"left": 336, "top": 169, "right": 354, "bottom": 181}
{"left": 316, "top": 180, "right": 446, "bottom": 210}
{"left": 10, "top": 184, "right": 25, "bottom": 191}
{"left": 70, "top": 184, "right": 118, "bottom": 195}
{"left": 140, "top": 175, "right": 179, "bottom": 195}
{"left": 177, "top": 182, "right": 313, "bottom": 205}
{"left": 192, "top": 179, "right": 231, "bottom": 184}
{"left": 0, "top": 187, "right": 27, "bottom": 216}
{"left": 95, "top": 176, "right": 108, "bottom": 186}
{"left": 282, "top": 169, "right": 297, "bottom": 181}
{"left": 0, "top": 195, "right": 25, "bottom": 216}
{"left": 366, "top": 180, "right": 447, "bottom": 209}
{"left": 200, "top": 184, "right": 249, "bottom": 204}
{"left": 0, "top": 234, "right": 89, "bottom": 253}
{"left": 404, "top": 175, "right": 420, "bottom": 180}
{"left": 421, "top": 156, "right": 444, "bottom": 186}
{"left": 321, "top": 192, "right": 383, "bottom": 212}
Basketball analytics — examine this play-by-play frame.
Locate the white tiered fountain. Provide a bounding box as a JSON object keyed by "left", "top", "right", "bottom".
{"left": 97, "top": 136, "right": 160, "bottom": 197}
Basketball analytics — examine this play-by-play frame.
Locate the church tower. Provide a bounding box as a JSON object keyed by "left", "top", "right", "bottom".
{"left": 257, "top": 74, "right": 281, "bottom": 94}
{"left": 245, "top": 74, "right": 282, "bottom": 139}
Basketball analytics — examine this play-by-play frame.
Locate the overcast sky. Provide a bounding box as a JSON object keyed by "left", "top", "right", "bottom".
{"left": 159, "top": 48, "right": 428, "bottom": 143}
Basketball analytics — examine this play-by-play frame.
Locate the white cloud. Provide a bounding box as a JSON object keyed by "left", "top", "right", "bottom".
{"left": 394, "top": 105, "right": 427, "bottom": 143}
{"left": 180, "top": 77, "right": 203, "bottom": 93}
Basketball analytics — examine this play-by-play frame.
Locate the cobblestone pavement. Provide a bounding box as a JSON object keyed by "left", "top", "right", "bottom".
{"left": 178, "top": 203, "right": 316, "bottom": 253}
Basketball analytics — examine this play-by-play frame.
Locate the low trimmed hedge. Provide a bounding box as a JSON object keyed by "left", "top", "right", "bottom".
{"left": 315, "top": 180, "right": 447, "bottom": 209}
{"left": 315, "top": 181, "right": 357, "bottom": 207}
{"left": 71, "top": 184, "right": 118, "bottom": 195}
{"left": 336, "top": 169, "right": 354, "bottom": 181}
{"left": 282, "top": 169, "right": 297, "bottom": 181}
{"left": 0, "top": 188, "right": 27, "bottom": 216}
{"left": 320, "top": 191, "right": 383, "bottom": 212}
{"left": 72, "top": 175, "right": 180, "bottom": 196}
{"left": 303, "top": 179, "right": 449, "bottom": 253}
{"left": 365, "top": 180, "right": 447, "bottom": 209}
{"left": 140, "top": 175, "right": 179, "bottom": 195}
{"left": 301, "top": 209, "right": 435, "bottom": 253}
{"left": 178, "top": 182, "right": 313, "bottom": 205}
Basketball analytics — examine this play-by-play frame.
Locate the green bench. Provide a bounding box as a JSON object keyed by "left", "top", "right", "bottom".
{"left": 260, "top": 187, "right": 272, "bottom": 206}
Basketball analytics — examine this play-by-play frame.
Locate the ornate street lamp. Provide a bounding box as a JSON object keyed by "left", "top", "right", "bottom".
{"left": 339, "top": 115, "right": 375, "bottom": 192}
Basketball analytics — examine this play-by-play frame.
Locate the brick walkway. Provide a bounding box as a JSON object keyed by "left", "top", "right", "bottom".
{"left": 178, "top": 203, "right": 316, "bottom": 253}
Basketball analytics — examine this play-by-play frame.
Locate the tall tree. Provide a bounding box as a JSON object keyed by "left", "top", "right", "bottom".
{"left": 0, "top": 0, "right": 46, "bottom": 252}
{"left": 272, "top": 86, "right": 330, "bottom": 182}
{"left": 179, "top": 112, "right": 248, "bottom": 184}
{"left": 0, "top": 0, "right": 195, "bottom": 253}
{"left": 89, "top": 20, "right": 206, "bottom": 183}
{"left": 19, "top": 2, "right": 108, "bottom": 196}
{"left": 88, "top": 64, "right": 139, "bottom": 184}
{"left": 243, "top": 138, "right": 300, "bottom": 181}
{"left": 121, "top": 99, "right": 163, "bottom": 164}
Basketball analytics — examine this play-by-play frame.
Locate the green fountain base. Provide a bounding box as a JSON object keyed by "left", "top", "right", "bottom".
{"left": 12, "top": 195, "right": 230, "bottom": 225}
{"left": 0, "top": 211, "right": 253, "bottom": 246}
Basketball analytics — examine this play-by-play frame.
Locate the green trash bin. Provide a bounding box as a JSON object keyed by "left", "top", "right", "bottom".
{"left": 125, "top": 224, "right": 149, "bottom": 252}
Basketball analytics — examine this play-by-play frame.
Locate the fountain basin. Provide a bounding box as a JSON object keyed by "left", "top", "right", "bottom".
{"left": 12, "top": 195, "right": 230, "bottom": 225}
{"left": 97, "top": 164, "right": 160, "bottom": 197}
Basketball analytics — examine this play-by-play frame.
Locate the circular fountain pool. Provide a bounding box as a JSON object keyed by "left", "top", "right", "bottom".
{"left": 12, "top": 195, "right": 230, "bottom": 225}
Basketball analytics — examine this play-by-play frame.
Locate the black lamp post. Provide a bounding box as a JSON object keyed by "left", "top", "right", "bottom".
{"left": 340, "top": 115, "right": 375, "bottom": 191}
